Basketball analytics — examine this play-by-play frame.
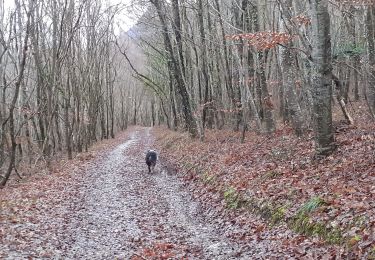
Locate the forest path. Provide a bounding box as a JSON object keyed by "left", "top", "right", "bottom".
{"left": 0, "top": 128, "right": 249, "bottom": 259}
{"left": 64, "top": 127, "right": 243, "bottom": 259}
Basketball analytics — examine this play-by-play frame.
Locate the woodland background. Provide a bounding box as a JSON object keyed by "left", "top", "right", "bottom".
{"left": 0, "top": 0, "right": 375, "bottom": 185}
{"left": 1, "top": 0, "right": 374, "bottom": 186}
{"left": 0, "top": 0, "right": 374, "bottom": 257}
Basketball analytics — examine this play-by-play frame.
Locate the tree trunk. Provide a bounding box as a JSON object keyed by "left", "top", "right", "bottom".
{"left": 150, "top": 0, "right": 198, "bottom": 138}
{"left": 280, "top": 0, "right": 305, "bottom": 136}
{"left": 366, "top": 5, "right": 375, "bottom": 116}
{"left": 309, "top": 0, "right": 335, "bottom": 156}
{"left": 1, "top": 4, "right": 31, "bottom": 186}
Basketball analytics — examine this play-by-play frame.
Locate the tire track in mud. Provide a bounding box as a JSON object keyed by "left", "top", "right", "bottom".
{"left": 63, "top": 128, "right": 249, "bottom": 259}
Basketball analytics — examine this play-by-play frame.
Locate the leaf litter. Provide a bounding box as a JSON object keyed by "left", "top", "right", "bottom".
{"left": 1, "top": 127, "right": 264, "bottom": 259}
{"left": 154, "top": 108, "right": 375, "bottom": 259}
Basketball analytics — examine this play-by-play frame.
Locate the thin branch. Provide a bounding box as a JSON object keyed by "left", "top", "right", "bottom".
{"left": 114, "top": 39, "right": 167, "bottom": 99}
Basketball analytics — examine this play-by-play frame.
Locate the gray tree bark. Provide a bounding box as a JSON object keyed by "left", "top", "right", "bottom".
{"left": 366, "top": 5, "right": 375, "bottom": 117}
{"left": 309, "top": 0, "right": 335, "bottom": 155}
{"left": 150, "top": 0, "right": 198, "bottom": 138}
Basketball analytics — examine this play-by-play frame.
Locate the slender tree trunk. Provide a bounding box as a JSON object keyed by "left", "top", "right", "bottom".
{"left": 279, "top": 0, "right": 305, "bottom": 136}
{"left": 213, "top": 0, "right": 234, "bottom": 114}
{"left": 150, "top": 0, "right": 198, "bottom": 137}
{"left": 1, "top": 5, "right": 31, "bottom": 186}
{"left": 197, "top": 0, "right": 210, "bottom": 130}
{"left": 64, "top": 74, "right": 72, "bottom": 160}
{"left": 366, "top": 5, "right": 375, "bottom": 116}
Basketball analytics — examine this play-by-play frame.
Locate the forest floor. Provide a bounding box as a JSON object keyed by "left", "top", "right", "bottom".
{"left": 154, "top": 106, "right": 375, "bottom": 259}
{"left": 0, "top": 109, "right": 374, "bottom": 259}
{"left": 1, "top": 127, "right": 267, "bottom": 259}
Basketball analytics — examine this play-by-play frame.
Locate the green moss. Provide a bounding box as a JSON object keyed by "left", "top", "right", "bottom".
{"left": 202, "top": 172, "right": 216, "bottom": 184}
{"left": 223, "top": 187, "right": 240, "bottom": 209}
{"left": 183, "top": 162, "right": 193, "bottom": 168}
{"left": 352, "top": 235, "right": 361, "bottom": 242}
{"left": 289, "top": 212, "right": 343, "bottom": 244}
{"left": 178, "top": 159, "right": 348, "bottom": 246}
{"left": 350, "top": 215, "right": 368, "bottom": 230}
{"left": 368, "top": 246, "right": 375, "bottom": 259}
{"left": 270, "top": 206, "right": 287, "bottom": 226}
{"left": 297, "top": 196, "right": 326, "bottom": 215}
{"left": 240, "top": 195, "right": 344, "bottom": 244}
{"left": 240, "top": 196, "right": 288, "bottom": 226}
{"left": 286, "top": 197, "right": 343, "bottom": 244}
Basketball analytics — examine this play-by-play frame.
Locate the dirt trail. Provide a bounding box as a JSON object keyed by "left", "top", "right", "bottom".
{"left": 1, "top": 128, "right": 251, "bottom": 259}
{"left": 65, "top": 128, "right": 248, "bottom": 259}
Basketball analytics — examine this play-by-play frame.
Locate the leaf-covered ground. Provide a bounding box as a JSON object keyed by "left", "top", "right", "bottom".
{"left": 1, "top": 127, "right": 273, "bottom": 259}
{"left": 154, "top": 109, "right": 375, "bottom": 259}
{"left": 0, "top": 112, "right": 373, "bottom": 259}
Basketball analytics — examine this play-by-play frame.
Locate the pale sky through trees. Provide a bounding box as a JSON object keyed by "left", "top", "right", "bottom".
{"left": 2, "top": 0, "right": 141, "bottom": 32}
{"left": 109, "top": 0, "right": 144, "bottom": 32}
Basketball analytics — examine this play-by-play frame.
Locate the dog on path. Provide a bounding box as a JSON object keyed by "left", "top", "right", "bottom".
{"left": 145, "top": 150, "right": 158, "bottom": 173}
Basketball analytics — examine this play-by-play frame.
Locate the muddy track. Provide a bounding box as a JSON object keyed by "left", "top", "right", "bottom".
{"left": 1, "top": 128, "right": 252, "bottom": 259}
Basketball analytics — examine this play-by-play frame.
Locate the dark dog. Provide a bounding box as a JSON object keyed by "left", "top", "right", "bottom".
{"left": 145, "top": 150, "right": 157, "bottom": 173}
